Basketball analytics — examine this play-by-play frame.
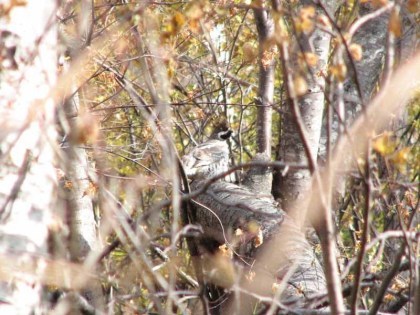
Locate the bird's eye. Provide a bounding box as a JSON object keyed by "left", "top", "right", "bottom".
{"left": 218, "top": 129, "right": 233, "bottom": 140}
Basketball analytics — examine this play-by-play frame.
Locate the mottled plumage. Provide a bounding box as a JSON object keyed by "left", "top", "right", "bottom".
{"left": 182, "top": 129, "right": 232, "bottom": 180}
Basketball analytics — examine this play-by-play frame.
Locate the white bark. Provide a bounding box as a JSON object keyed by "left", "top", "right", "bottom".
{"left": 274, "top": 0, "right": 337, "bottom": 226}
{"left": 254, "top": 7, "right": 275, "bottom": 156}
{"left": 0, "top": 0, "right": 58, "bottom": 313}
{"left": 57, "top": 1, "right": 104, "bottom": 308}
{"left": 58, "top": 81, "right": 104, "bottom": 311}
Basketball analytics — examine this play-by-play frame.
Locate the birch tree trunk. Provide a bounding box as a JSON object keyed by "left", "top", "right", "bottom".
{"left": 57, "top": 1, "right": 104, "bottom": 309}
{"left": 58, "top": 83, "right": 105, "bottom": 310}
{"left": 0, "top": 1, "right": 58, "bottom": 313}
{"left": 254, "top": 6, "right": 275, "bottom": 157}
{"left": 244, "top": 6, "right": 276, "bottom": 198}
{"left": 273, "top": 0, "right": 337, "bottom": 227}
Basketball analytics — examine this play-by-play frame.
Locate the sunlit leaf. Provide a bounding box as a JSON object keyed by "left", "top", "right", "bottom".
{"left": 203, "top": 252, "right": 235, "bottom": 288}
{"left": 406, "top": 0, "right": 419, "bottom": 13}
{"left": 246, "top": 270, "right": 256, "bottom": 282}
{"left": 274, "top": 13, "right": 289, "bottom": 43}
{"left": 372, "top": 132, "right": 397, "bottom": 156}
{"left": 349, "top": 43, "right": 363, "bottom": 61}
{"left": 329, "top": 63, "right": 347, "bottom": 82}
{"left": 293, "top": 76, "right": 308, "bottom": 96}
{"left": 253, "top": 228, "right": 263, "bottom": 248}
{"left": 389, "top": 9, "right": 402, "bottom": 37}
{"left": 218, "top": 244, "right": 233, "bottom": 258}
{"left": 64, "top": 180, "right": 73, "bottom": 190}
{"left": 0, "top": 0, "right": 27, "bottom": 16}
{"left": 295, "top": 6, "right": 316, "bottom": 34}
{"left": 372, "top": 0, "right": 389, "bottom": 8}
{"left": 242, "top": 42, "right": 257, "bottom": 63}
{"left": 299, "top": 52, "right": 319, "bottom": 67}
{"left": 261, "top": 47, "right": 276, "bottom": 69}
{"left": 82, "top": 181, "right": 99, "bottom": 197}
{"left": 235, "top": 228, "right": 244, "bottom": 236}
{"left": 389, "top": 147, "right": 411, "bottom": 173}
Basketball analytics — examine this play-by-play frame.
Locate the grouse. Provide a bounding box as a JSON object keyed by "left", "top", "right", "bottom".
{"left": 181, "top": 128, "right": 233, "bottom": 180}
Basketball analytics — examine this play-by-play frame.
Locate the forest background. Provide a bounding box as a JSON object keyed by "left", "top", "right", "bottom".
{"left": 0, "top": 0, "right": 419, "bottom": 314}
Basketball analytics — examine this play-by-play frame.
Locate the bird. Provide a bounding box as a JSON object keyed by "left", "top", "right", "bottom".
{"left": 181, "top": 127, "right": 233, "bottom": 180}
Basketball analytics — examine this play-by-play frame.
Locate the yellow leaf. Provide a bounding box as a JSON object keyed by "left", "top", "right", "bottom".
{"left": 218, "top": 244, "right": 233, "bottom": 258}
{"left": 372, "top": 0, "right": 389, "bottom": 8}
{"left": 64, "top": 180, "right": 73, "bottom": 190}
{"left": 272, "top": 282, "right": 280, "bottom": 293}
{"left": 187, "top": 1, "right": 204, "bottom": 20}
{"left": 274, "top": 14, "right": 289, "bottom": 43}
{"left": 406, "top": 0, "right": 419, "bottom": 13}
{"left": 389, "top": 147, "right": 410, "bottom": 172}
{"left": 299, "top": 52, "right": 318, "bottom": 67}
{"left": 203, "top": 252, "right": 235, "bottom": 288}
{"left": 330, "top": 63, "right": 347, "bottom": 82}
{"left": 0, "top": 0, "right": 27, "bottom": 16}
{"left": 242, "top": 42, "right": 257, "bottom": 63}
{"left": 82, "top": 181, "right": 98, "bottom": 197}
{"left": 172, "top": 11, "right": 186, "bottom": 31}
{"left": 161, "top": 238, "right": 171, "bottom": 247}
{"left": 167, "top": 58, "right": 177, "bottom": 79}
{"left": 293, "top": 76, "right": 308, "bottom": 97}
{"left": 163, "top": 11, "right": 186, "bottom": 38}
{"left": 300, "top": 6, "right": 316, "bottom": 18}
{"left": 235, "top": 228, "right": 244, "bottom": 236}
{"left": 247, "top": 221, "right": 260, "bottom": 234}
{"left": 253, "top": 228, "right": 264, "bottom": 248}
{"left": 384, "top": 293, "right": 394, "bottom": 303}
{"left": 372, "top": 132, "right": 396, "bottom": 156}
{"left": 295, "top": 6, "right": 316, "bottom": 34}
{"left": 389, "top": 147, "right": 410, "bottom": 164}
{"left": 246, "top": 270, "right": 256, "bottom": 282}
{"left": 389, "top": 9, "right": 402, "bottom": 37}
{"left": 188, "top": 19, "right": 200, "bottom": 33}
{"left": 349, "top": 43, "right": 363, "bottom": 61}
{"left": 261, "top": 47, "right": 276, "bottom": 69}
{"left": 391, "top": 278, "right": 406, "bottom": 291}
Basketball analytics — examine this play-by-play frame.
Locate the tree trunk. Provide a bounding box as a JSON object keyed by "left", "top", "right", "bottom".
{"left": 0, "top": 1, "right": 58, "bottom": 313}
{"left": 57, "top": 1, "right": 104, "bottom": 308}
{"left": 273, "top": 0, "right": 337, "bottom": 227}
{"left": 254, "top": 7, "right": 275, "bottom": 157}
{"left": 58, "top": 81, "right": 104, "bottom": 310}
{"left": 191, "top": 180, "right": 326, "bottom": 314}
{"left": 343, "top": 2, "right": 390, "bottom": 121}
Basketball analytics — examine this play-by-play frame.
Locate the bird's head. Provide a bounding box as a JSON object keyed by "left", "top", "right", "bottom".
{"left": 216, "top": 129, "right": 233, "bottom": 140}
{"left": 210, "top": 119, "right": 233, "bottom": 141}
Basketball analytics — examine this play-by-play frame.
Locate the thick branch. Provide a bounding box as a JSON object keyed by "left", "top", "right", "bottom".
{"left": 191, "top": 180, "right": 326, "bottom": 313}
